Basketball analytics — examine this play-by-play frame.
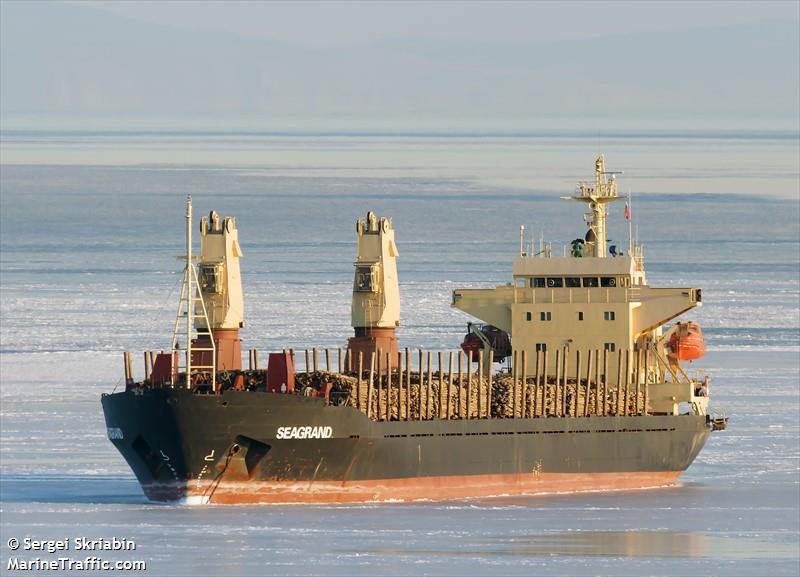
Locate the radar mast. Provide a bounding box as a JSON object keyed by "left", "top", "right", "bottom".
{"left": 562, "top": 155, "right": 623, "bottom": 258}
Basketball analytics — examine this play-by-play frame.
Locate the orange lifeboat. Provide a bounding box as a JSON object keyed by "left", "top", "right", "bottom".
{"left": 667, "top": 322, "right": 706, "bottom": 362}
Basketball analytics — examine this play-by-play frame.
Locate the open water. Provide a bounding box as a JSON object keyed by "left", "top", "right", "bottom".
{"left": 1, "top": 131, "right": 798, "bottom": 575}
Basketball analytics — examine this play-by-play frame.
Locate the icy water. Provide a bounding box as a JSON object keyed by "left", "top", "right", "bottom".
{"left": 1, "top": 132, "right": 798, "bottom": 576}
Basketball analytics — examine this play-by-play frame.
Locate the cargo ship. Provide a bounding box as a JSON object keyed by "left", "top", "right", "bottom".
{"left": 101, "top": 156, "right": 726, "bottom": 504}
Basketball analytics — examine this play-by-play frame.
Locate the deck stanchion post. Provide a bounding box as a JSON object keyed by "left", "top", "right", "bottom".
{"left": 616, "top": 349, "right": 623, "bottom": 415}
{"left": 558, "top": 347, "right": 569, "bottom": 417}
{"left": 466, "top": 350, "right": 473, "bottom": 419}
{"left": 521, "top": 350, "right": 528, "bottom": 418}
{"left": 305, "top": 350, "right": 310, "bottom": 374}
{"left": 556, "top": 348, "right": 562, "bottom": 416}
{"left": 348, "top": 349, "right": 353, "bottom": 373}
{"left": 397, "top": 351, "right": 403, "bottom": 419}
{"left": 405, "top": 347, "right": 411, "bottom": 421}
{"left": 542, "top": 350, "right": 550, "bottom": 417}
{"left": 399, "top": 349, "right": 404, "bottom": 421}
{"left": 399, "top": 350, "right": 405, "bottom": 421}
{"left": 325, "top": 348, "right": 331, "bottom": 372}
{"left": 386, "top": 351, "right": 393, "bottom": 422}
{"left": 558, "top": 349, "right": 565, "bottom": 417}
{"left": 553, "top": 349, "right": 564, "bottom": 417}
{"left": 512, "top": 350, "right": 518, "bottom": 418}
{"left": 376, "top": 348, "right": 383, "bottom": 421}
{"left": 447, "top": 352, "right": 454, "bottom": 420}
{"left": 540, "top": 350, "right": 547, "bottom": 417}
{"left": 643, "top": 379, "right": 649, "bottom": 415}
{"left": 438, "top": 351, "right": 444, "bottom": 419}
{"left": 357, "top": 352, "right": 363, "bottom": 411}
{"left": 594, "top": 349, "right": 601, "bottom": 416}
{"left": 561, "top": 347, "right": 568, "bottom": 417}
{"left": 602, "top": 348, "right": 609, "bottom": 416}
{"left": 643, "top": 346, "right": 650, "bottom": 416}
{"left": 634, "top": 347, "right": 641, "bottom": 415}
{"left": 418, "top": 349, "right": 424, "bottom": 420}
{"left": 574, "top": 350, "right": 582, "bottom": 417}
{"left": 124, "top": 352, "right": 132, "bottom": 385}
{"left": 426, "top": 351, "right": 433, "bottom": 419}
{"left": 533, "top": 350, "right": 540, "bottom": 417}
{"left": 367, "top": 351, "right": 375, "bottom": 419}
{"left": 338, "top": 347, "right": 343, "bottom": 374}
{"left": 623, "top": 349, "right": 630, "bottom": 417}
{"left": 396, "top": 350, "right": 402, "bottom": 420}
{"left": 144, "top": 351, "right": 152, "bottom": 381}
{"left": 477, "top": 351, "right": 484, "bottom": 418}
{"left": 487, "top": 350, "right": 494, "bottom": 418}
{"left": 583, "top": 350, "right": 593, "bottom": 417}
{"left": 313, "top": 348, "right": 318, "bottom": 372}
{"left": 381, "top": 350, "right": 387, "bottom": 420}
{"left": 564, "top": 348, "right": 570, "bottom": 416}
{"left": 554, "top": 349, "right": 561, "bottom": 417}
{"left": 457, "top": 351, "right": 464, "bottom": 419}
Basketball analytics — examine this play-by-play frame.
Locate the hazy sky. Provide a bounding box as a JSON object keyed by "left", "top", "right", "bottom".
{"left": 2, "top": 1, "right": 799, "bottom": 132}
{"left": 74, "top": 1, "right": 798, "bottom": 45}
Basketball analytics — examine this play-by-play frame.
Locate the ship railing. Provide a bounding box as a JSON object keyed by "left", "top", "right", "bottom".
{"left": 513, "top": 287, "right": 639, "bottom": 305}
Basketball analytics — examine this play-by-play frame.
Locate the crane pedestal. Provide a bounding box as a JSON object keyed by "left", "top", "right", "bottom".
{"left": 347, "top": 327, "right": 398, "bottom": 368}
{"left": 191, "top": 329, "right": 242, "bottom": 372}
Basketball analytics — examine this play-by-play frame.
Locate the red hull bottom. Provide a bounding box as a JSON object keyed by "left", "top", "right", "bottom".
{"left": 143, "top": 471, "right": 683, "bottom": 505}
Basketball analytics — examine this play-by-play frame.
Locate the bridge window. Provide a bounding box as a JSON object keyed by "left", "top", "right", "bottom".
{"left": 526, "top": 312, "right": 532, "bottom": 321}
{"left": 565, "top": 277, "right": 581, "bottom": 287}
{"left": 601, "top": 276, "right": 618, "bottom": 287}
{"left": 540, "top": 311, "right": 552, "bottom": 321}
{"left": 516, "top": 278, "right": 526, "bottom": 288}
{"left": 582, "top": 277, "right": 599, "bottom": 287}
{"left": 604, "top": 311, "right": 616, "bottom": 321}
{"left": 605, "top": 342, "right": 616, "bottom": 352}
{"left": 578, "top": 312, "right": 584, "bottom": 321}
{"left": 200, "top": 264, "right": 222, "bottom": 294}
{"left": 355, "top": 266, "right": 376, "bottom": 292}
{"left": 546, "top": 277, "right": 563, "bottom": 288}
{"left": 535, "top": 343, "right": 547, "bottom": 352}
{"left": 531, "top": 277, "right": 546, "bottom": 288}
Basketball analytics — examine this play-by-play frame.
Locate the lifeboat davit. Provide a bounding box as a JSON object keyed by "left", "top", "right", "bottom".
{"left": 667, "top": 321, "right": 706, "bottom": 362}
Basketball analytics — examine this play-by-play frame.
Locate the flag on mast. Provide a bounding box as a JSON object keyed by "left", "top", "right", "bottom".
{"left": 624, "top": 200, "right": 631, "bottom": 221}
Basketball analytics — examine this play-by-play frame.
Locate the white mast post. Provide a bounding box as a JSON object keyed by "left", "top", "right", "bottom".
{"left": 185, "top": 195, "right": 192, "bottom": 388}
{"left": 628, "top": 188, "right": 633, "bottom": 256}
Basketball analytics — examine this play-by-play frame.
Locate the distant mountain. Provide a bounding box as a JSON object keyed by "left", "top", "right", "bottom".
{"left": 1, "top": 1, "right": 798, "bottom": 129}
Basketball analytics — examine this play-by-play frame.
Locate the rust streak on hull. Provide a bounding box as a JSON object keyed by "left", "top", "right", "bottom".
{"left": 143, "top": 471, "right": 683, "bottom": 505}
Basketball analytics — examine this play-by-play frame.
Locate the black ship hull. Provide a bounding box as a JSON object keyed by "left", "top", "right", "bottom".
{"left": 101, "top": 388, "right": 711, "bottom": 504}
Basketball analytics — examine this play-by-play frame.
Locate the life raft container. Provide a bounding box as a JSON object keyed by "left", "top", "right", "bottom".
{"left": 667, "top": 321, "right": 706, "bottom": 362}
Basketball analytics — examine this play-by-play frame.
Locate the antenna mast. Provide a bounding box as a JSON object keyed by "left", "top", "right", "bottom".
{"left": 186, "top": 196, "right": 192, "bottom": 380}
{"left": 563, "top": 155, "right": 623, "bottom": 258}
